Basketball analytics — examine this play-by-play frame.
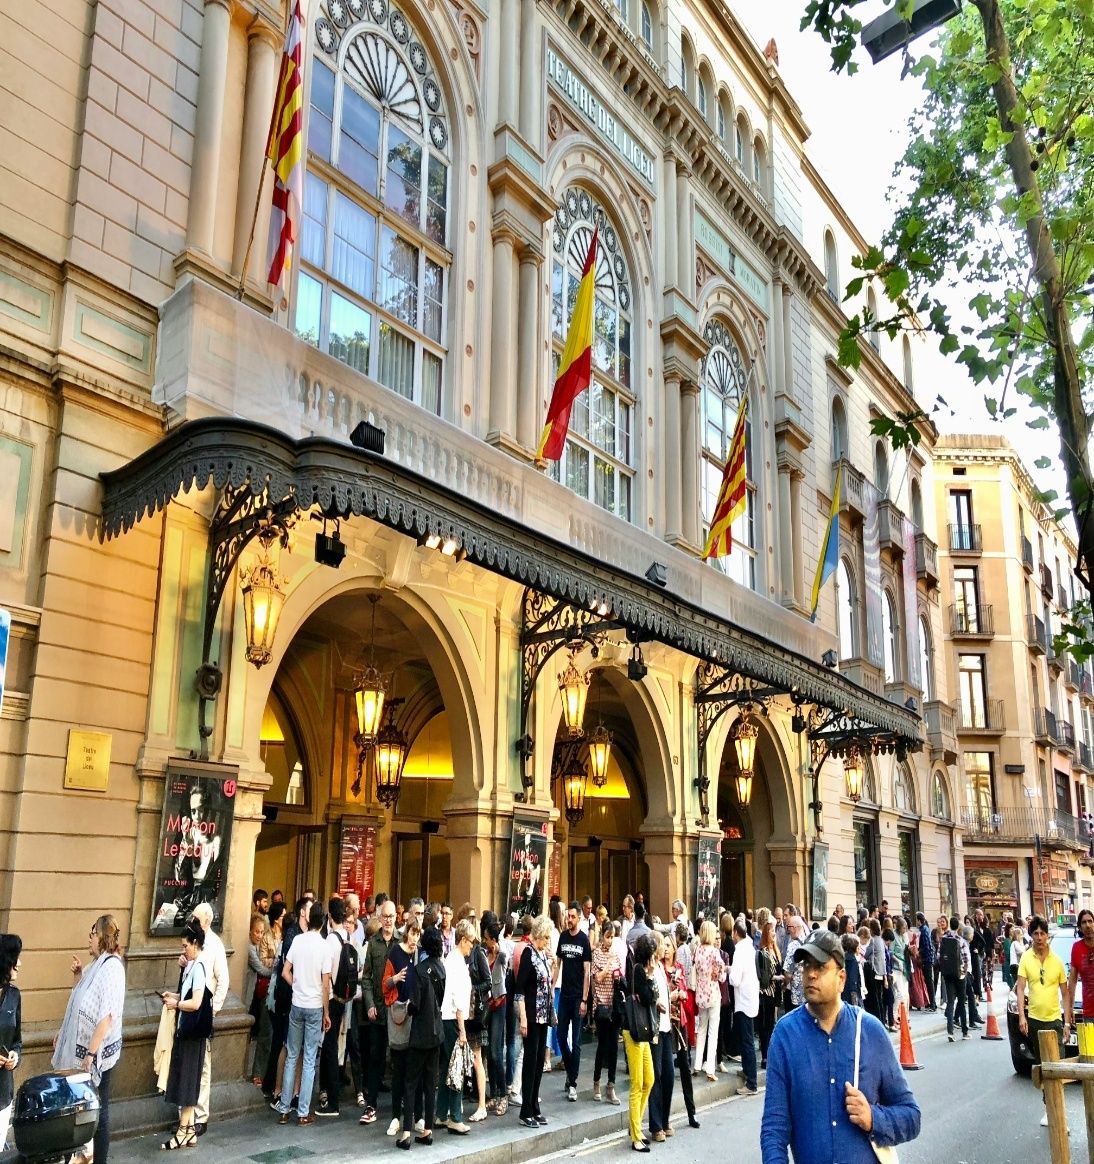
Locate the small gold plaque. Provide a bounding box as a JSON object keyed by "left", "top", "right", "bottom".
{"left": 64, "top": 730, "right": 112, "bottom": 792}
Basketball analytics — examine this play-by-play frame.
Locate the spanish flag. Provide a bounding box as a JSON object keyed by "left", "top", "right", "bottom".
{"left": 810, "top": 461, "right": 843, "bottom": 622}
{"left": 266, "top": 0, "right": 306, "bottom": 295}
{"left": 702, "top": 396, "right": 749, "bottom": 560}
{"left": 537, "top": 226, "right": 598, "bottom": 462}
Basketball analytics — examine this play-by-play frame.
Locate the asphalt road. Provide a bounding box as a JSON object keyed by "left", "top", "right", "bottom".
{"left": 547, "top": 1023, "right": 1088, "bottom": 1163}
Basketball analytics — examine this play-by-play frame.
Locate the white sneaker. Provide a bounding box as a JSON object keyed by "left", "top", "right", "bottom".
{"left": 1040, "top": 1113, "right": 1049, "bottom": 1127}
{"left": 414, "top": 1119, "right": 425, "bottom": 1135}
{"left": 386, "top": 1118, "right": 401, "bottom": 1136}
{"left": 509, "top": 1093, "right": 522, "bottom": 1106}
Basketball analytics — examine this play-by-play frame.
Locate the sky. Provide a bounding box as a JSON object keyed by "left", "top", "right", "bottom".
{"left": 733, "top": 1, "right": 1068, "bottom": 510}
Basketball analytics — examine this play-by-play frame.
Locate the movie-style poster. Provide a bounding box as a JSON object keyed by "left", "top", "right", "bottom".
{"left": 812, "top": 841, "right": 830, "bottom": 922}
{"left": 337, "top": 820, "right": 377, "bottom": 902}
{"left": 507, "top": 819, "right": 548, "bottom": 918}
{"left": 150, "top": 763, "right": 237, "bottom": 934}
{"left": 696, "top": 835, "right": 721, "bottom": 924}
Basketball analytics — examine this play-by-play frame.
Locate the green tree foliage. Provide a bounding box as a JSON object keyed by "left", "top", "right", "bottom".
{"left": 802, "top": 0, "right": 1094, "bottom": 603}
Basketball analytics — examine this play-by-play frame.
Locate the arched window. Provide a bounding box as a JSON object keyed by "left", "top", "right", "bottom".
{"left": 716, "top": 93, "right": 728, "bottom": 142}
{"left": 752, "top": 136, "right": 766, "bottom": 191}
{"left": 735, "top": 113, "right": 749, "bottom": 167}
{"left": 680, "top": 34, "right": 695, "bottom": 96}
{"left": 831, "top": 396, "right": 848, "bottom": 462}
{"left": 883, "top": 589, "right": 899, "bottom": 683}
{"left": 824, "top": 230, "right": 839, "bottom": 299}
{"left": 931, "top": 771, "right": 951, "bottom": 820}
{"left": 837, "top": 559, "right": 856, "bottom": 659}
{"left": 862, "top": 755, "right": 879, "bottom": 804}
{"left": 641, "top": 1, "right": 653, "bottom": 50}
{"left": 918, "top": 616, "right": 934, "bottom": 701}
{"left": 617, "top": 0, "right": 629, "bottom": 22}
{"left": 697, "top": 74, "right": 708, "bottom": 119}
{"left": 874, "top": 441, "right": 889, "bottom": 498}
{"left": 894, "top": 763, "right": 917, "bottom": 814}
{"left": 550, "top": 189, "right": 635, "bottom": 521}
{"left": 700, "top": 319, "right": 756, "bottom": 590}
{"left": 297, "top": 15, "right": 451, "bottom": 413}
{"left": 902, "top": 335, "right": 914, "bottom": 391}
{"left": 910, "top": 478, "right": 923, "bottom": 527}
{"left": 867, "top": 287, "right": 880, "bottom": 350}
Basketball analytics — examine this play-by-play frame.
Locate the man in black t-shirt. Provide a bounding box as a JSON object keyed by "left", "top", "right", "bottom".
{"left": 554, "top": 902, "right": 592, "bottom": 1100}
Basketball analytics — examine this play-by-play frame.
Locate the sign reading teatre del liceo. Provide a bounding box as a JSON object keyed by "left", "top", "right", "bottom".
{"left": 546, "top": 48, "right": 656, "bottom": 188}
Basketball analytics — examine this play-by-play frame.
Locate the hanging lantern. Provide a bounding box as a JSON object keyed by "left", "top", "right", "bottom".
{"left": 353, "top": 664, "right": 388, "bottom": 745}
{"left": 732, "top": 711, "right": 759, "bottom": 775}
{"left": 587, "top": 722, "right": 613, "bottom": 788}
{"left": 373, "top": 709, "right": 409, "bottom": 809}
{"left": 562, "top": 751, "right": 588, "bottom": 825}
{"left": 240, "top": 544, "right": 286, "bottom": 668}
{"left": 844, "top": 748, "right": 864, "bottom": 803}
{"left": 735, "top": 769, "right": 753, "bottom": 807}
{"left": 558, "top": 655, "right": 590, "bottom": 737}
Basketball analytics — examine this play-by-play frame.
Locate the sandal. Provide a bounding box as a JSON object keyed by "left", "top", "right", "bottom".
{"left": 161, "top": 1125, "right": 197, "bottom": 1151}
{"left": 469, "top": 1108, "right": 488, "bottom": 1122}
{"left": 495, "top": 1097, "right": 508, "bottom": 1117}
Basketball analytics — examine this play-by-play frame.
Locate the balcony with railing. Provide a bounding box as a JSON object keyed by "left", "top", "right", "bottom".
{"left": 1034, "top": 705, "right": 1060, "bottom": 745}
{"left": 949, "top": 523, "right": 983, "bottom": 553}
{"left": 1040, "top": 562, "right": 1055, "bottom": 598}
{"left": 1022, "top": 536, "right": 1034, "bottom": 573}
{"left": 1048, "top": 637, "right": 1064, "bottom": 674}
{"left": 924, "top": 700, "right": 958, "bottom": 762}
{"left": 877, "top": 499, "right": 905, "bottom": 554}
{"left": 1060, "top": 720, "right": 1077, "bottom": 754}
{"left": 1079, "top": 742, "right": 1094, "bottom": 772}
{"left": 1067, "top": 659, "right": 1082, "bottom": 692}
{"left": 1058, "top": 584, "right": 1069, "bottom": 612}
{"left": 833, "top": 457, "right": 866, "bottom": 520}
{"left": 1083, "top": 670, "right": 1094, "bottom": 704}
{"left": 915, "top": 533, "right": 938, "bottom": 588}
{"left": 950, "top": 603, "right": 994, "bottom": 637}
{"left": 838, "top": 656, "right": 884, "bottom": 695}
{"left": 1028, "top": 613, "right": 1047, "bottom": 655}
{"left": 959, "top": 806, "right": 1090, "bottom": 849}
{"left": 958, "top": 698, "right": 1005, "bottom": 734}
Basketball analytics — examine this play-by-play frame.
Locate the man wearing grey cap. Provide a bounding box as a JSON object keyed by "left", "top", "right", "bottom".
{"left": 760, "top": 929, "right": 920, "bottom": 1164}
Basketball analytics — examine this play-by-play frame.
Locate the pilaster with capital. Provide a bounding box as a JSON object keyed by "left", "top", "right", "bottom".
{"left": 187, "top": 0, "right": 233, "bottom": 257}
{"left": 516, "top": 243, "right": 544, "bottom": 452}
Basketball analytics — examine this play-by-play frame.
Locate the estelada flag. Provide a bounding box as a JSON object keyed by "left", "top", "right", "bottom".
{"left": 702, "top": 396, "right": 749, "bottom": 560}
{"left": 266, "top": 0, "right": 306, "bottom": 296}
{"left": 537, "top": 226, "right": 598, "bottom": 461}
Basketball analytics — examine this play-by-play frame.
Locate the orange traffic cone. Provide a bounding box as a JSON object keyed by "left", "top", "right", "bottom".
{"left": 898, "top": 1001, "right": 923, "bottom": 1070}
{"left": 981, "top": 981, "right": 1004, "bottom": 1041}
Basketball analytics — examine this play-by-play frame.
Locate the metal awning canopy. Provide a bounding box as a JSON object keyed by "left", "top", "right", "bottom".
{"left": 99, "top": 417, "right": 921, "bottom": 745}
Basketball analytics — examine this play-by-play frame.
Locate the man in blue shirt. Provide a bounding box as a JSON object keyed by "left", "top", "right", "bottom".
{"left": 760, "top": 929, "right": 920, "bottom": 1164}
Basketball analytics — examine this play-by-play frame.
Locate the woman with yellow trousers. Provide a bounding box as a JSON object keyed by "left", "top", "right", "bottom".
{"left": 622, "top": 933, "right": 658, "bottom": 1153}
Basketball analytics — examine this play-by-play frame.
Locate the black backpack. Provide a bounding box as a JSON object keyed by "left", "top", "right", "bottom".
{"left": 938, "top": 933, "right": 962, "bottom": 980}
{"left": 332, "top": 932, "right": 359, "bottom": 1003}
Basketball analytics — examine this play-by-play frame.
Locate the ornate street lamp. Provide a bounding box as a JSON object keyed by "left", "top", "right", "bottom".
{"left": 558, "top": 653, "right": 590, "bottom": 737}
{"left": 353, "top": 595, "right": 389, "bottom": 747}
{"left": 735, "top": 768, "right": 754, "bottom": 808}
{"left": 561, "top": 750, "right": 588, "bottom": 825}
{"left": 240, "top": 538, "right": 286, "bottom": 668}
{"left": 732, "top": 710, "right": 759, "bottom": 775}
{"left": 587, "top": 722, "right": 613, "bottom": 788}
{"left": 372, "top": 705, "right": 409, "bottom": 809}
{"left": 844, "top": 747, "right": 864, "bottom": 803}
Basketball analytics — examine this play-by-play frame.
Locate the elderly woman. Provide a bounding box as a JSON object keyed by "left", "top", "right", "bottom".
{"left": 515, "top": 915, "right": 554, "bottom": 1129}
{"left": 161, "top": 920, "right": 210, "bottom": 1150}
{"left": 437, "top": 919, "right": 475, "bottom": 1135}
{"left": 783, "top": 914, "right": 808, "bottom": 1012}
{"left": 53, "top": 914, "right": 126, "bottom": 1164}
{"left": 244, "top": 912, "right": 274, "bottom": 1087}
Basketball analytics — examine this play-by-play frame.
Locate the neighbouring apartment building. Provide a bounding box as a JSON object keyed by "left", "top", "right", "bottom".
{"left": 0, "top": 0, "right": 957, "bottom": 1119}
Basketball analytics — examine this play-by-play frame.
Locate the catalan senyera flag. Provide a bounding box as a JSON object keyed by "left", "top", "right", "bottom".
{"left": 266, "top": 0, "right": 306, "bottom": 296}
{"left": 537, "top": 226, "right": 599, "bottom": 461}
{"left": 701, "top": 396, "right": 749, "bottom": 560}
{"left": 810, "top": 461, "right": 843, "bottom": 622}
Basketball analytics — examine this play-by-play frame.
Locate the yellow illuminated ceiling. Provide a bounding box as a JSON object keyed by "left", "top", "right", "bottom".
{"left": 403, "top": 711, "right": 454, "bottom": 780}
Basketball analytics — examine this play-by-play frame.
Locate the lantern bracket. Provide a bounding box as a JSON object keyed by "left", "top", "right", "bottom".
{"left": 197, "top": 485, "right": 299, "bottom": 759}
{"left": 516, "top": 588, "right": 618, "bottom": 792}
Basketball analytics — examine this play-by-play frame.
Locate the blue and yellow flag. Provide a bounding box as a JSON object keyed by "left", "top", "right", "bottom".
{"left": 810, "top": 462, "right": 843, "bottom": 622}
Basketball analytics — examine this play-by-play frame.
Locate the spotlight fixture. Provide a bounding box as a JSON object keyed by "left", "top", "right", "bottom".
{"left": 627, "top": 644, "right": 648, "bottom": 682}
{"left": 791, "top": 710, "right": 807, "bottom": 735}
{"left": 314, "top": 519, "right": 346, "bottom": 568}
{"left": 821, "top": 649, "right": 838, "bottom": 669}
{"left": 644, "top": 561, "right": 668, "bottom": 588}
{"left": 349, "top": 419, "right": 386, "bottom": 454}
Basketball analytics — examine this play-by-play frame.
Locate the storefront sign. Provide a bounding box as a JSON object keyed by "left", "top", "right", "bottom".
{"left": 63, "top": 729, "right": 112, "bottom": 792}
{"left": 150, "top": 762, "right": 237, "bottom": 934}
{"left": 546, "top": 48, "right": 656, "bottom": 187}
{"left": 693, "top": 210, "right": 769, "bottom": 312}
{"left": 696, "top": 835, "right": 721, "bottom": 923}
{"left": 337, "top": 819, "right": 377, "bottom": 903}
{"left": 964, "top": 859, "right": 1019, "bottom": 910}
{"left": 811, "top": 840, "right": 830, "bottom": 922}
{"left": 507, "top": 818, "right": 549, "bottom": 917}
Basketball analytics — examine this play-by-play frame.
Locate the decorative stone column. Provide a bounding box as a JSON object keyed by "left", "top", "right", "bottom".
{"left": 232, "top": 17, "right": 280, "bottom": 286}
{"left": 680, "top": 378, "right": 700, "bottom": 548}
{"left": 781, "top": 283, "right": 794, "bottom": 398}
{"left": 187, "top": 0, "right": 233, "bottom": 255}
{"left": 770, "top": 274, "right": 785, "bottom": 395}
{"left": 777, "top": 463, "right": 794, "bottom": 605}
{"left": 644, "top": 829, "right": 691, "bottom": 919}
{"left": 790, "top": 470, "right": 805, "bottom": 606}
{"left": 488, "top": 230, "right": 518, "bottom": 443}
{"left": 499, "top": 0, "right": 519, "bottom": 127}
{"left": 518, "top": 0, "right": 540, "bottom": 143}
{"left": 675, "top": 162, "right": 691, "bottom": 292}
{"left": 661, "top": 153, "right": 677, "bottom": 290}
{"left": 516, "top": 244, "right": 543, "bottom": 452}
{"left": 663, "top": 371, "right": 683, "bottom": 543}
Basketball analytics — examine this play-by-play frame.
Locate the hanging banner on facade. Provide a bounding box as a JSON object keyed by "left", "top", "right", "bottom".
{"left": 150, "top": 762, "right": 237, "bottom": 934}
{"left": 696, "top": 835, "right": 721, "bottom": 923}
{"left": 0, "top": 609, "right": 9, "bottom": 720}
{"left": 508, "top": 818, "right": 548, "bottom": 918}
{"left": 548, "top": 832, "right": 562, "bottom": 903}
{"left": 337, "top": 819, "right": 377, "bottom": 903}
{"left": 811, "top": 840, "right": 830, "bottom": 921}
{"left": 901, "top": 516, "right": 922, "bottom": 693}
{"left": 862, "top": 480, "right": 884, "bottom": 668}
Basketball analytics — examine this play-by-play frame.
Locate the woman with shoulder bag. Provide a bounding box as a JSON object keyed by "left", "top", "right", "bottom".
{"left": 515, "top": 915, "right": 554, "bottom": 1129}
{"left": 438, "top": 920, "right": 475, "bottom": 1134}
{"left": 465, "top": 922, "right": 491, "bottom": 1123}
{"left": 691, "top": 921, "right": 726, "bottom": 1082}
{"left": 382, "top": 920, "right": 420, "bottom": 1137}
{"left": 482, "top": 920, "right": 509, "bottom": 1116}
{"left": 622, "top": 933, "right": 658, "bottom": 1153}
{"left": 160, "top": 921, "right": 210, "bottom": 1150}
{"left": 397, "top": 926, "right": 445, "bottom": 1149}
{"left": 647, "top": 934, "right": 676, "bottom": 1142}
{"left": 590, "top": 923, "right": 622, "bottom": 1104}
{"left": 756, "top": 922, "right": 783, "bottom": 1069}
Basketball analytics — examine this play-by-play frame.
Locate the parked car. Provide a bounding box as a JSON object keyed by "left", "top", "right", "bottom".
{"left": 1007, "top": 927, "right": 1081, "bottom": 1076}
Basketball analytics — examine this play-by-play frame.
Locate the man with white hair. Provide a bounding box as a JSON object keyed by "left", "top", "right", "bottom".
{"left": 656, "top": 900, "right": 694, "bottom": 941}
{"left": 190, "top": 902, "right": 229, "bottom": 1135}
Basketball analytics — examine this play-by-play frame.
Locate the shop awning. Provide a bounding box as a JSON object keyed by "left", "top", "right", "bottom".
{"left": 99, "top": 417, "right": 921, "bottom": 746}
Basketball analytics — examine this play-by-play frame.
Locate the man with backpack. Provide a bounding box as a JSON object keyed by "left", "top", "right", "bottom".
{"left": 316, "top": 897, "right": 358, "bottom": 1117}
{"left": 938, "top": 916, "right": 971, "bottom": 1042}
{"left": 360, "top": 898, "right": 398, "bottom": 1126}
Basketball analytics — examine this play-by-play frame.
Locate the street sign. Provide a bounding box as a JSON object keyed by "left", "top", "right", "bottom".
{"left": 0, "top": 608, "right": 9, "bottom": 719}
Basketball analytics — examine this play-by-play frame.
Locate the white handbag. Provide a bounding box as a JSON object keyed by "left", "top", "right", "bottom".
{"left": 853, "top": 1007, "right": 899, "bottom": 1164}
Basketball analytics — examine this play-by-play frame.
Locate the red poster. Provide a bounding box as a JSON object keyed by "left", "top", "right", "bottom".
{"left": 338, "top": 820, "right": 376, "bottom": 902}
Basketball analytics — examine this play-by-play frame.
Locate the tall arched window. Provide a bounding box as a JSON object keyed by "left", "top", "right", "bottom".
{"left": 931, "top": 771, "right": 951, "bottom": 819}
{"left": 902, "top": 334, "right": 914, "bottom": 391}
{"left": 831, "top": 396, "right": 848, "bottom": 462}
{"left": 910, "top": 478, "right": 923, "bottom": 526}
{"left": 700, "top": 319, "right": 756, "bottom": 590}
{"left": 680, "top": 34, "right": 695, "bottom": 96}
{"left": 837, "top": 559, "right": 856, "bottom": 659}
{"left": 697, "top": 74, "right": 708, "bottom": 119}
{"left": 550, "top": 189, "right": 635, "bottom": 520}
{"left": 617, "top": 0, "right": 629, "bottom": 22}
{"left": 867, "top": 287, "right": 880, "bottom": 350}
{"left": 824, "top": 230, "right": 839, "bottom": 298}
{"left": 716, "top": 92, "right": 728, "bottom": 142}
{"left": 874, "top": 441, "right": 889, "bottom": 497}
{"left": 918, "top": 616, "right": 934, "bottom": 701}
{"left": 297, "top": 11, "right": 451, "bottom": 413}
{"left": 883, "top": 589, "right": 899, "bottom": 682}
{"left": 893, "top": 763, "right": 916, "bottom": 813}
{"left": 735, "top": 113, "right": 749, "bottom": 167}
{"left": 752, "top": 136, "right": 766, "bottom": 191}
{"left": 640, "top": 1, "right": 653, "bottom": 50}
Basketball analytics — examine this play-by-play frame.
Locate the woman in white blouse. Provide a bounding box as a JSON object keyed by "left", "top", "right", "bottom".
{"left": 437, "top": 920, "right": 475, "bottom": 1135}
